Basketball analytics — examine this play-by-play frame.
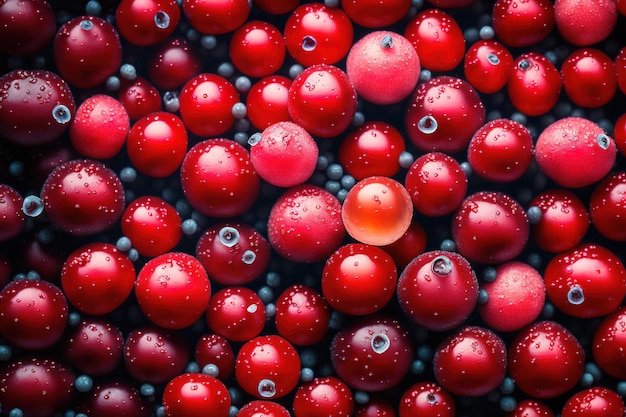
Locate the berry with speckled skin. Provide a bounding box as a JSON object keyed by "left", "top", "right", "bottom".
{"left": 554, "top": 0, "right": 617, "bottom": 46}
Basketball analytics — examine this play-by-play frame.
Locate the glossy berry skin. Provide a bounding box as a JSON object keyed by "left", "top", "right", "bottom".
{"left": 79, "top": 382, "right": 150, "bottom": 417}
{"left": 397, "top": 250, "right": 478, "bottom": 331}
{"left": 561, "top": 387, "right": 625, "bottom": 417}
{"left": 342, "top": 176, "right": 413, "bottom": 246}
{"left": 331, "top": 316, "right": 413, "bottom": 392}
{"left": 561, "top": 48, "right": 617, "bottom": 108}
{"left": 354, "top": 396, "right": 395, "bottom": 417}
{"left": 0, "top": 279, "right": 67, "bottom": 350}
{"left": 530, "top": 189, "right": 590, "bottom": 252}
{"left": 0, "top": 184, "right": 25, "bottom": 242}
{"left": 405, "top": 76, "right": 485, "bottom": 153}
{"left": 478, "top": 262, "right": 545, "bottom": 332}
{"left": 508, "top": 321, "right": 584, "bottom": 398}
{"left": 507, "top": 52, "right": 562, "bottom": 116}
{"left": 53, "top": 16, "right": 122, "bottom": 89}
{"left": 195, "top": 334, "right": 235, "bottom": 380}
{"left": 382, "top": 221, "right": 427, "bottom": 270}
{"left": 235, "top": 335, "right": 300, "bottom": 400}
{"left": 0, "top": 0, "right": 56, "bottom": 56}
{"left": 288, "top": 64, "right": 357, "bottom": 138}
{"left": 340, "top": 0, "right": 410, "bottom": 27}
{"left": 492, "top": 0, "right": 555, "bottom": 48}
{"left": 181, "top": 139, "right": 260, "bottom": 218}
{"left": 179, "top": 73, "right": 239, "bottom": 137}
{"left": 614, "top": 113, "right": 626, "bottom": 157}
{"left": 0, "top": 69, "right": 76, "bottom": 146}
{"left": 590, "top": 172, "right": 626, "bottom": 241}
{"left": 135, "top": 252, "right": 211, "bottom": 329}
{"left": 463, "top": 40, "right": 514, "bottom": 94}
{"left": 182, "top": 0, "right": 249, "bottom": 34}
{"left": 118, "top": 77, "right": 162, "bottom": 120}
{"left": 124, "top": 326, "right": 189, "bottom": 384}
{"left": 267, "top": 185, "right": 345, "bottom": 263}
{"left": 230, "top": 20, "right": 286, "bottom": 78}
{"left": 246, "top": 76, "right": 292, "bottom": 129}
{"left": 399, "top": 382, "right": 455, "bottom": 417}
{"left": 70, "top": 94, "right": 130, "bottom": 159}
{"left": 148, "top": 38, "right": 201, "bottom": 90}
{"left": 322, "top": 243, "right": 398, "bottom": 316}
{"left": 253, "top": 0, "right": 298, "bottom": 14}
{"left": 127, "top": 111, "right": 188, "bottom": 178}
{"left": 535, "top": 117, "right": 616, "bottom": 188}
{"left": 163, "top": 373, "right": 230, "bottom": 417}
{"left": 275, "top": 284, "right": 331, "bottom": 346}
{"left": 404, "top": 9, "right": 465, "bottom": 72}
{"left": 61, "top": 242, "right": 136, "bottom": 315}
{"left": 506, "top": 400, "right": 555, "bottom": 417}
{"left": 453, "top": 192, "right": 529, "bottom": 264}
{"left": 64, "top": 319, "right": 124, "bottom": 376}
{"left": 616, "top": 48, "right": 626, "bottom": 95}
{"left": 346, "top": 31, "right": 420, "bottom": 105}
{"left": 467, "top": 118, "right": 533, "bottom": 182}
{"left": 284, "top": 3, "right": 354, "bottom": 66}
{"left": 250, "top": 121, "right": 319, "bottom": 187}
{"left": 238, "top": 401, "right": 291, "bottom": 417}
{"left": 339, "top": 122, "right": 405, "bottom": 180}
{"left": 206, "top": 287, "right": 266, "bottom": 343}
{"left": 554, "top": 0, "right": 617, "bottom": 46}
{"left": 405, "top": 152, "right": 468, "bottom": 217}
{"left": 121, "top": 196, "right": 182, "bottom": 257}
{"left": 41, "top": 159, "right": 125, "bottom": 236}
{"left": 0, "top": 358, "right": 74, "bottom": 417}
{"left": 592, "top": 306, "right": 626, "bottom": 379}
{"left": 544, "top": 244, "right": 626, "bottom": 319}
{"left": 196, "top": 223, "right": 271, "bottom": 286}
{"left": 115, "top": 0, "right": 180, "bottom": 46}
{"left": 292, "top": 377, "right": 355, "bottom": 417}
{"left": 434, "top": 326, "right": 506, "bottom": 397}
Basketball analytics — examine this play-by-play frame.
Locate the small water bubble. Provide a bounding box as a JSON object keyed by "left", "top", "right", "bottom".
{"left": 567, "top": 285, "right": 585, "bottom": 305}
{"left": 257, "top": 379, "right": 277, "bottom": 398}
{"left": 52, "top": 104, "right": 71, "bottom": 124}
{"left": 431, "top": 255, "right": 452, "bottom": 277}
{"left": 487, "top": 53, "right": 500, "bottom": 65}
{"left": 154, "top": 11, "right": 170, "bottom": 29}
{"left": 597, "top": 133, "right": 611, "bottom": 150}
{"left": 417, "top": 115, "right": 438, "bottom": 134}
{"left": 80, "top": 19, "right": 94, "bottom": 30}
{"left": 22, "top": 195, "right": 44, "bottom": 217}
{"left": 381, "top": 35, "right": 393, "bottom": 49}
{"left": 218, "top": 226, "right": 240, "bottom": 247}
{"left": 370, "top": 333, "right": 390, "bottom": 354}
{"left": 241, "top": 250, "right": 256, "bottom": 264}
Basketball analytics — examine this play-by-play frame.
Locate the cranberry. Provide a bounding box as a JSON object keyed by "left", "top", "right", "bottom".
{"left": 346, "top": 31, "right": 420, "bottom": 105}
{"left": 404, "top": 9, "right": 465, "bottom": 72}
{"left": 561, "top": 48, "right": 617, "bottom": 108}
{"left": 0, "top": 0, "right": 56, "bottom": 56}
{"left": 61, "top": 242, "right": 136, "bottom": 315}
{"left": 463, "top": 40, "right": 514, "bottom": 94}
{"left": 41, "top": 159, "right": 125, "bottom": 236}
{"left": 405, "top": 76, "right": 485, "bottom": 153}
{"left": 249, "top": 121, "right": 319, "bottom": 188}
{"left": 126, "top": 111, "right": 188, "bottom": 178}
{"left": 182, "top": 0, "right": 250, "bottom": 35}
{"left": 506, "top": 400, "right": 555, "bottom": 417}
{"left": 331, "top": 315, "right": 413, "bottom": 392}
{"left": 135, "top": 252, "right": 211, "bottom": 329}
{"left": 397, "top": 250, "right": 478, "bottom": 331}
{"left": 275, "top": 284, "right": 331, "bottom": 346}
{"left": 288, "top": 64, "right": 357, "bottom": 138}
{"left": 79, "top": 381, "right": 150, "bottom": 417}
{"left": 229, "top": 20, "right": 286, "bottom": 78}
{"left": 508, "top": 321, "right": 585, "bottom": 398}
{"left": 196, "top": 223, "right": 271, "bottom": 286}
{"left": 148, "top": 38, "right": 201, "bottom": 91}
{"left": 292, "top": 377, "right": 355, "bottom": 417}
{"left": 322, "top": 243, "right": 398, "bottom": 316}
{"left": 238, "top": 401, "right": 291, "bottom": 417}
{"left": 355, "top": 396, "right": 396, "bottom": 417}
{"left": 115, "top": 0, "right": 180, "bottom": 46}
{"left": 70, "top": 94, "right": 130, "bottom": 160}
{"left": 492, "top": 0, "right": 555, "bottom": 47}
{"left": 252, "top": 0, "right": 298, "bottom": 15}
{"left": 118, "top": 76, "right": 162, "bottom": 120}
{"left": 246, "top": 75, "right": 292, "bottom": 129}
{"left": 284, "top": 3, "right": 354, "bottom": 66}
{"left": 405, "top": 152, "right": 468, "bottom": 217}
{"left": 180, "top": 138, "right": 260, "bottom": 218}
{"left": 64, "top": 319, "right": 124, "bottom": 376}
{"left": 163, "top": 374, "right": 230, "bottom": 417}
{"left": 342, "top": 176, "right": 413, "bottom": 246}
{"left": 593, "top": 306, "right": 626, "bottom": 379}
{"left": 554, "top": 0, "right": 617, "bottom": 46}
{"left": 0, "top": 279, "right": 67, "bottom": 350}
{"left": 341, "top": 0, "right": 411, "bottom": 28}
{"left": 124, "top": 325, "right": 190, "bottom": 384}
{"left": 206, "top": 286, "right": 266, "bottom": 342}
{"left": 381, "top": 221, "right": 428, "bottom": 270}
{"left": 0, "top": 69, "right": 76, "bottom": 146}
{"left": 0, "top": 184, "right": 25, "bottom": 242}
{"left": 544, "top": 244, "right": 626, "bottom": 319}
{"left": 267, "top": 184, "right": 345, "bottom": 263}
{"left": 590, "top": 172, "right": 626, "bottom": 241}
{"left": 508, "top": 52, "right": 562, "bottom": 116}
{"left": 235, "top": 335, "right": 300, "bottom": 400}
{"left": 0, "top": 358, "right": 74, "bottom": 417}
{"left": 194, "top": 334, "right": 235, "bottom": 380}
{"left": 561, "top": 387, "right": 625, "bottom": 417}
{"left": 534, "top": 117, "right": 616, "bottom": 188}
{"left": 452, "top": 191, "right": 529, "bottom": 264}
{"left": 53, "top": 16, "right": 122, "bottom": 89}
{"left": 399, "top": 382, "right": 455, "bottom": 417}
{"left": 616, "top": 48, "right": 626, "bottom": 95}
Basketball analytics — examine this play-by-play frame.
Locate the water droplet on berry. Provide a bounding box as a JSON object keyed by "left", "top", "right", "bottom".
{"left": 52, "top": 104, "right": 71, "bottom": 124}
{"left": 417, "top": 115, "right": 438, "bottom": 134}
{"left": 154, "top": 11, "right": 170, "bottom": 29}
{"left": 218, "top": 226, "right": 240, "bottom": 247}
{"left": 257, "top": 379, "right": 276, "bottom": 398}
{"left": 241, "top": 250, "right": 256, "bottom": 264}
{"left": 597, "top": 133, "right": 610, "bottom": 150}
{"left": 431, "top": 255, "right": 452, "bottom": 277}
{"left": 567, "top": 285, "right": 585, "bottom": 305}
{"left": 371, "top": 333, "right": 390, "bottom": 354}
